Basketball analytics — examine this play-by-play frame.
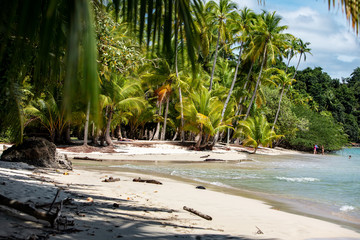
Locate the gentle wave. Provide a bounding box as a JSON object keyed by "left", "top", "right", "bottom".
{"left": 210, "top": 181, "right": 230, "bottom": 187}
{"left": 275, "top": 177, "right": 320, "bottom": 182}
{"left": 340, "top": 205, "right": 355, "bottom": 212}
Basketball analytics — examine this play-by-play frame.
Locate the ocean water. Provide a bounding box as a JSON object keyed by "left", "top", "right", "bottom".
{"left": 78, "top": 148, "right": 360, "bottom": 229}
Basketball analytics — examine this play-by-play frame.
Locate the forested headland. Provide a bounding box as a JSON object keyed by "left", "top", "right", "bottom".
{"left": 1, "top": 0, "right": 359, "bottom": 152}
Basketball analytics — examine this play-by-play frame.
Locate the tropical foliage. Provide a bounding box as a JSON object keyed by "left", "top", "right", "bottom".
{"left": 0, "top": 0, "right": 359, "bottom": 153}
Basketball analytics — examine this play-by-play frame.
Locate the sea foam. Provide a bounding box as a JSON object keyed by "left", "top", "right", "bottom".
{"left": 340, "top": 205, "right": 355, "bottom": 212}
{"left": 275, "top": 177, "right": 320, "bottom": 182}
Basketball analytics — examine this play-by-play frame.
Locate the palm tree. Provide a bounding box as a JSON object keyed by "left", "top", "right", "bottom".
{"left": 25, "top": 93, "right": 67, "bottom": 143}
{"left": 101, "top": 77, "right": 144, "bottom": 145}
{"left": 244, "top": 11, "right": 289, "bottom": 120}
{"left": 0, "top": 0, "right": 98, "bottom": 143}
{"left": 207, "top": 0, "right": 238, "bottom": 91}
{"left": 269, "top": 69, "right": 296, "bottom": 131}
{"left": 292, "top": 39, "right": 311, "bottom": 79}
{"left": 0, "top": 0, "right": 200, "bottom": 143}
{"left": 284, "top": 36, "right": 298, "bottom": 73}
{"left": 213, "top": 8, "right": 256, "bottom": 143}
{"left": 237, "top": 114, "right": 282, "bottom": 153}
{"left": 181, "top": 87, "right": 224, "bottom": 148}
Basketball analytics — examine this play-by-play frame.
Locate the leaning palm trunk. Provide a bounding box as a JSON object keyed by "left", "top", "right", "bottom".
{"left": 245, "top": 46, "right": 268, "bottom": 120}
{"left": 286, "top": 52, "right": 303, "bottom": 95}
{"left": 174, "top": 4, "right": 185, "bottom": 142}
{"left": 236, "top": 61, "right": 253, "bottom": 117}
{"left": 160, "top": 98, "right": 170, "bottom": 140}
{"left": 195, "top": 130, "right": 203, "bottom": 149}
{"left": 105, "top": 110, "right": 113, "bottom": 146}
{"left": 178, "top": 87, "right": 185, "bottom": 142}
{"left": 153, "top": 103, "right": 162, "bottom": 140}
{"left": 293, "top": 52, "right": 302, "bottom": 79}
{"left": 272, "top": 85, "right": 285, "bottom": 131}
{"left": 209, "top": 29, "right": 221, "bottom": 91}
{"left": 213, "top": 43, "right": 243, "bottom": 144}
{"left": 83, "top": 102, "right": 90, "bottom": 146}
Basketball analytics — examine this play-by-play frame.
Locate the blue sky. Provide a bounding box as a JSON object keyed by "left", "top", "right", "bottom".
{"left": 232, "top": 0, "right": 360, "bottom": 80}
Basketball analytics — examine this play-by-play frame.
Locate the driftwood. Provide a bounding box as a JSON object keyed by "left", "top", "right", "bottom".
{"left": 102, "top": 176, "right": 120, "bottom": 182}
{"left": 72, "top": 156, "right": 103, "bottom": 161}
{"left": 183, "top": 206, "right": 212, "bottom": 220}
{"left": 0, "top": 193, "right": 59, "bottom": 227}
{"left": 204, "top": 158, "right": 224, "bottom": 162}
{"left": 256, "top": 226, "right": 264, "bottom": 234}
{"left": 133, "top": 177, "right": 162, "bottom": 185}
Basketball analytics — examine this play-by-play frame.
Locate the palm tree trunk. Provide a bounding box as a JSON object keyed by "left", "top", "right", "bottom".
{"left": 237, "top": 61, "right": 253, "bottom": 116}
{"left": 105, "top": 110, "right": 113, "bottom": 146}
{"left": 209, "top": 28, "right": 221, "bottom": 91}
{"left": 272, "top": 85, "right": 285, "bottom": 131}
{"left": 245, "top": 46, "right": 268, "bottom": 120}
{"left": 286, "top": 52, "right": 303, "bottom": 95}
{"left": 153, "top": 103, "right": 162, "bottom": 140}
{"left": 83, "top": 102, "right": 90, "bottom": 146}
{"left": 195, "top": 130, "right": 202, "bottom": 149}
{"left": 178, "top": 87, "right": 185, "bottom": 142}
{"left": 160, "top": 97, "right": 170, "bottom": 140}
{"left": 213, "top": 43, "right": 243, "bottom": 143}
{"left": 117, "top": 125, "right": 122, "bottom": 139}
{"left": 292, "top": 52, "right": 302, "bottom": 79}
{"left": 174, "top": 2, "right": 185, "bottom": 142}
{"left": 172, "top": 130, "right": 178, "bottom": 141}
{"left": 285, "top": 56, "right": 291, "bottom": 73}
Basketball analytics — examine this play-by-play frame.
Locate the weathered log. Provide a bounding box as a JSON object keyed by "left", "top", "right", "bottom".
{"left": 0, "top": 193, "right": 58, "bottom": 226}
{"left": 133, "top": 177, "right": 162, "bottom": 185}
{"left": 72, "top": 156, "right": 103, "bottom": 161}
{"left": 183, "top": 206, "right": 212, "bottom": 220}
{"left": 102, "top": 176, "right": 120, "bottom": 182}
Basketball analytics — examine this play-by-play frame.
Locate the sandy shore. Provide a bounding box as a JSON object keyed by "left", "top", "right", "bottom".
{"left": 1, "top": 142, "right": 360, "bottom": 239}
{"left": 56, "top": 140, "right": 305, "bottom": 162}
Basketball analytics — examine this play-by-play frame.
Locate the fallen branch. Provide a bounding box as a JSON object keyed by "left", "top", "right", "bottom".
{"left": 255, "top": 226, "right": 264, "bottom": 234}
{"left": 36, "top": 197, "right": 73, "bottom": 209}
{"left": 48, "top": 189, "right": 62, "bottom": 213}
{"left": 183, "top": 206, "right": 212, "bottom": 220}
{"left": 133, "top": 177, "right": 162, "bottom": 185}
{"left": 0, "top": 193, "right": 58, "bottom": 226}
{"left": 72, "top": 156, "right": 103, "bottom": 161}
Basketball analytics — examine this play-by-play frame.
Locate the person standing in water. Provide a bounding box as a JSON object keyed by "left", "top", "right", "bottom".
{"left": 321, "top": 145, "right": 324, "bottom": 155}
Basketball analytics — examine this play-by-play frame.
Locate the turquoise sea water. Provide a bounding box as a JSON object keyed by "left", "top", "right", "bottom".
{"left": 81, "top": 148, "right": 360, "bottom": 229}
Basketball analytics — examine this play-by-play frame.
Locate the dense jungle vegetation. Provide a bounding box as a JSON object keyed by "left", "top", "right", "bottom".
{"left": 0, "top": 0, "right": 359, "bottom": 152}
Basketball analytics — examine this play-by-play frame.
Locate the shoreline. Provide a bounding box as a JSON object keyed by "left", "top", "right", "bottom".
{"left": 1, "top": 161, "right": 360, "bottom": 240}
{"left": 1, "top": 141, "right": 360, "bottom": 239}
{"left": 74, "top": 159, "right": 360, "bottom": 233}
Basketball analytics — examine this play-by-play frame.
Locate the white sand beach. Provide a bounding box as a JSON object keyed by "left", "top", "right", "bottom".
{"left": 1, "top": 142, "right": 359, "bottom": 240}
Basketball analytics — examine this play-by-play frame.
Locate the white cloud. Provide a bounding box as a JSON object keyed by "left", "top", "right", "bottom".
{"left": 337, "top": 55, "right": 359, "bottom": 63}
{"left": 275, "top": 7, "right": 360, "bottom": 79}
{"left": 215, "top": 0, "right": 360, "bottom": 79}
